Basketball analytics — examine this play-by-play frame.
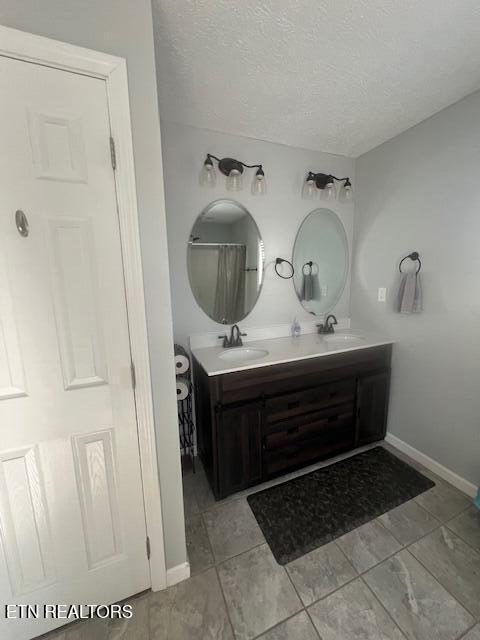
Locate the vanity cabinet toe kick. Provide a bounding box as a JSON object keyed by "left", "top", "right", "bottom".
{"left": 193, "top": 344, "right": 392, "bottom": 500}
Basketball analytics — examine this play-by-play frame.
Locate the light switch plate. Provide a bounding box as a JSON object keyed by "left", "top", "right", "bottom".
{"left": 378, "top": 287, "right": 387, "bottom": 302}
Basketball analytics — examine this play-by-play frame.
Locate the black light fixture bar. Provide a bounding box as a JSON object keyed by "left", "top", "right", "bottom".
{"left": 306, "top": 172, "right": 350, "bottom": 188}
{"left": 206, "top": 154, "right": 263, "bottom": 176}
{"left": 303, "top": 171, "right": 353, "bottom": 201}
{"left": 200, "top": 154, "right": 267, "bottom": 194}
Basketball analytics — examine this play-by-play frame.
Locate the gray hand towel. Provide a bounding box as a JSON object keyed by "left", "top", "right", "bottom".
{"left": 301, "top": 272, "right": 314, "bottom": 301}
{"left": 396, "top": 272, "right": 422, "bottom": 314}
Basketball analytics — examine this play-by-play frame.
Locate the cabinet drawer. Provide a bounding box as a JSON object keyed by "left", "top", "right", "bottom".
{"left": 265, "top": 378, "right": 355, "bottom": 424}
{"left": 265, "top": 403, "right": 354, "bottom": 450}
{"left": 217, "top": 345, "right": 392, "bottom": 405}
{"left": 265, "top": 424, "right": 354, "bottom": 477}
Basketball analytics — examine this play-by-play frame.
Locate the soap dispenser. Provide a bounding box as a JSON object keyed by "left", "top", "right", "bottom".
{"left": 291, "top": 317, "right": 301, "bottom": 338}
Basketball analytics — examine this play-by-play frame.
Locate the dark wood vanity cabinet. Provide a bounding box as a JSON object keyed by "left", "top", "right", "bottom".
{"left": 193, "top": 344, "right": 392, "bottom": 499}
{"left": 356, "top": 371, "right": 391, "bottom": 447}
{"left": 217, "top": 402, "right": 263, "bottom": 495}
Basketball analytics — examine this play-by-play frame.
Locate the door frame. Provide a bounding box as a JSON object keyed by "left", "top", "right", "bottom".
{"left": 0, "top": 25, "right": 167, "bottom": 591}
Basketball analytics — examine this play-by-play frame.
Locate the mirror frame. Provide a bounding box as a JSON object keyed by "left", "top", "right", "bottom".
{"left": 292, "top": 207, "right": 349, "bottom": 315}
{"left": 187, "top": 199, "right": 265, "bottom": 324}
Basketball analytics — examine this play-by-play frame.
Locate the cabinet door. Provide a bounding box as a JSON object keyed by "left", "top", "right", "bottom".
{"left": 356, "top": 371, "right": 390, "bottom": 446}
{"left": 194, "top": 360, "right": 214, "bottom": 477}
{"left": 217, "top": 403, "right": 263, "bottom": 498}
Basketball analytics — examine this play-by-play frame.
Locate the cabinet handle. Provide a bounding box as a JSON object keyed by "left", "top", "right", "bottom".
{"left": 288, "top": 400, "right": 300, "bottom": 410}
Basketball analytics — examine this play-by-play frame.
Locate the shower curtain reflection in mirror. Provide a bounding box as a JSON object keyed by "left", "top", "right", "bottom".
{"left": 187, "top": 199, "right": 265, "bottom": 324}
{"left": 214, "top": 244, "right": 246, "bottom": 324}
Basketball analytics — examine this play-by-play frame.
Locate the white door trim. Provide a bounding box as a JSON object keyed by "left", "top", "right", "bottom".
{"left": 0, "top": 25, "right": 167, "bottom": 591}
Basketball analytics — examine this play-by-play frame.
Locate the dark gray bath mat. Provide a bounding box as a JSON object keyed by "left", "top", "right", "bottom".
{"left": 247, "top": 446, "right": 434, "bottom": 565}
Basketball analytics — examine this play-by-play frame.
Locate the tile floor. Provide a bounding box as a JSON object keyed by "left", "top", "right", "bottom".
{"left": 43, "top": 443, "right": 479, "bottom": 640}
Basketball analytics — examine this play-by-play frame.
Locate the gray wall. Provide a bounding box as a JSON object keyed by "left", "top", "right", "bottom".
{"left": 351, "top": 90, "right": 480, "bottom": 486}
{"left": 0, "top": 1, "right": 186, "bottom": 570}
{"left": 160, "top": 121, "right": 355, "bottom": 347}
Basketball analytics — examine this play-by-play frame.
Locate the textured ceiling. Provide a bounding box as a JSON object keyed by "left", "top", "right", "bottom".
{"left": 152, "top": 0, "right": 480, "bottom": 157}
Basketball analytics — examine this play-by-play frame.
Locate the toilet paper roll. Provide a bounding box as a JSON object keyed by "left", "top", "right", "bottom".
{"left": 174, "top": 344, "right": 190, "bottom": 375}
{"left": 176, "top": 377, "right": 190, "bottom": 401}
{"left": 174, "top": 354, "right": 190, "bottom": 375}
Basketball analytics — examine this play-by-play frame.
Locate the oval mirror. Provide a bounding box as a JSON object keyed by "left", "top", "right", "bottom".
{"left": 293, "top": 208, "right": 348, "bottom": 315}
{"left": 187, "top": 200, "right": 265, "bottom": 324}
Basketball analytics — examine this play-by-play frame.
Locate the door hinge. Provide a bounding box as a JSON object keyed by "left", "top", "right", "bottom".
{"left": 110, "top": 136, "right": 117, "bottom": 170}
{"left": 130, "top": 361, "right": 136, "bottom": 390}
{"left": 146, "top": 536, "right": 151, "bottom": 560}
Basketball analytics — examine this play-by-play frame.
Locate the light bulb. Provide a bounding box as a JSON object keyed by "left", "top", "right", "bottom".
{"left": 252, "top": 167, "right": 266, "bottom": 195}
{"left": 199, "top": 157, "right": 216, "bottom": 187}
{"left": 339, "top": 178, "right": 353, "bottom": 202}
{"left": 302, "top": 176, "right": 317, "bottom": 199}
{"left": 322, "top": 178, "right": 337, "bottom": 201}
{"left": 226, "top": 168, "right": 242, "bottom": 191}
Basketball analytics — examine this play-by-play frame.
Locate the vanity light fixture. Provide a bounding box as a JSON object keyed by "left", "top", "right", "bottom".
{"left": 199, "top": 154, "right": 266, "bottom": 195}
{"left": 302, "top": 172, "right": 353, "bottom": 202}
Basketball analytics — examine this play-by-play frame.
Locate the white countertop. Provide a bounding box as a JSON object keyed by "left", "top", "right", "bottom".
{"left": 192, "top": 330, "right": 394, "bottom": 376}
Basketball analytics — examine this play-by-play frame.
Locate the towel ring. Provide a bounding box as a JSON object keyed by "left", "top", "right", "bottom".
{"left": 275, "top": 257, "right": 294, "bottom": 279}
{"left": 399, "top": 251, "right": 421, "bottom": 274}
{"left": 302, "top": 261, "right": 313, "bottom": 275}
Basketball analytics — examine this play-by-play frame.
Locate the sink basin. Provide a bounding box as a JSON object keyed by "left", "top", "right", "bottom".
{"left": 324, "top": 334, "right": 365, "bottom": 347}
{"left": 219, "top": 347, "right": 269, "bottom": 362}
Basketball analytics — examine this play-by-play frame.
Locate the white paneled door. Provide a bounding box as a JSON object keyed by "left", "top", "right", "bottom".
{"left": 0, "top": 56, "right": 150, "bottom": 639}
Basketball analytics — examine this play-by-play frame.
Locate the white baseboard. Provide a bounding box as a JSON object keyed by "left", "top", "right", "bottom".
{"left": 385, "top": 433, "right": 477, "bottom": 498}
{"left": 166, "top": 561, "right": 190, "bottom": 587}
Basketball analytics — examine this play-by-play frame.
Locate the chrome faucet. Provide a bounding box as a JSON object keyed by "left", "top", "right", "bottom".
{"left": 218, "top": 324, "right": 247, "bottom": 348}
{"left": 317, "top": 314, "right": 338, "bottom": 334}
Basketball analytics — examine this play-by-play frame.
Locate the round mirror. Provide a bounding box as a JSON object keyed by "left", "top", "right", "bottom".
{"left": 187, "top": 200, "right": 265, "bottom": 324}
{"left": 293, "top": 208, "right": 348, "bottom": 315}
